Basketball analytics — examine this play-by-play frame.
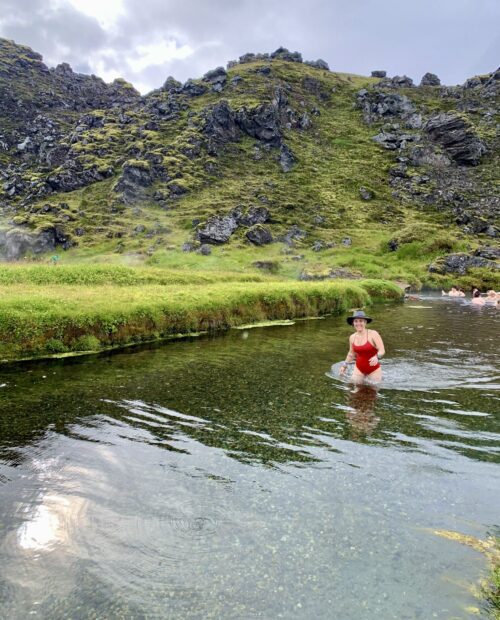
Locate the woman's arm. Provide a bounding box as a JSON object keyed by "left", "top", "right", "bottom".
{"left": 340, "top": 336, "right": 356, "bottom": 375}
{"left": 369, "top": 330, "right": 385, "bottom": 365}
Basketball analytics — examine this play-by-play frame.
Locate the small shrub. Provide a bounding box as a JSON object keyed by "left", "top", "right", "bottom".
{"left": 73, "top": 335, "right": 101, "bottom": 351}
{"left": 45, "top": 339, "right": 68, "bottom": 353}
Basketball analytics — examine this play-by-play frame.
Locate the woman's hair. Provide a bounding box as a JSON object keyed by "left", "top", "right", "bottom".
{"left": 473, "top": 290, "right": 481, "bottom": 298}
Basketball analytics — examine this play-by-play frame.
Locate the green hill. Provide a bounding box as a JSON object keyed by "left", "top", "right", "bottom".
{"left": 0, "top": 39, "right": 498, "bottom": 289}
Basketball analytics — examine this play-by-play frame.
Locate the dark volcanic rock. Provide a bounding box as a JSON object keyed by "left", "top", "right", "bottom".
{"left": 372, "top": 132, "right": 417, "bottom": 150}
{"left": 204, "top": 100, "right": 241, "bottom": 153}
{"left": 420, "top": 72, "right": 441, "bottom": 86}
{"left": 428, "top": 252, "right": 499, "bottom": 275}
{"left": 0, "top": 227, "right": 55, "bottom": 260}
{"left": 47, "top": 164, "right": 113, "bottom": 193}
{"left": 371, "top": 70, "right": 386, "bottom": 78}
{"left": 113, "top": 161, "right": 152, "bottom": 202}
{"left": 377, "top": 75, "right": 414, "bottom": 88}
{"left": 196, "top": 214, "right": 239, "bottom": 244}
{"left": 246, "top": 225, "right": 273, "bottom": 245}
{"left": 475, "top": 246, "right": 500, "bottom": 260}
{"left": 235, "top": 87, "right": 290, "bottom": 147}
{"left": 198, "top": 243, "right": 212, "bottom": 255}
{"left": 182, "top": 80, "right": 208, "bottom": 97}
{"left": 305, "top": 59, "right": 329, "bottom": 71}
{"left": 356, "top": 90, "right": 415, "bottom": 123}
{"left": 359, "top": 186, "right": 374, "bottom": 201}
{"left": 203, "top": 66, "right": 227, "bottom": 92}
{"left": 252, "top": 260, "right": 279, "bottom": 272}
{"left": 279, "top": 144, "right": 295, "bottom": 172}
{"left": 424, "top": 113, "right": 486, "bottom": 165}
{"left": 270, "top": 47, "right": 303, "bottom": 63}
{"left": 279, "top": 225, "right": 307, "bottom": 246}
{"left": 236, "top": 206, "right": 270, "bottom": 226}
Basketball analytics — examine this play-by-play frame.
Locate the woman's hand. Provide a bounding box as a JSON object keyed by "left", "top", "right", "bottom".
{"left": 369, "top": 354, "right": 379, "bottom": 366}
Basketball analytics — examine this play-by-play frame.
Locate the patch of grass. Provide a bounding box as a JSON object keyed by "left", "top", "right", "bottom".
{"left": 0, "top": 278, "right": 401, "bottom": 360}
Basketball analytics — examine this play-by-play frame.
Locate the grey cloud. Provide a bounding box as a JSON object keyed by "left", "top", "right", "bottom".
{"left": 0, "top": 0, "right": 499, "bottom": 93}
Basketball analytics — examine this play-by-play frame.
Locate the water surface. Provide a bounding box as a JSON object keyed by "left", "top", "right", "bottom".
{"left": 1, "top": 295, "right": 499, "bottom": 618}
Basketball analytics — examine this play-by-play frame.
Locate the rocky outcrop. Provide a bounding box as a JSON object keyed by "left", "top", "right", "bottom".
{"left": 420, "top": 72, "right": 441, "bottom": 86}
{"left": 113, "top": 161, "right": 153, "bottom": 202}
{"left": 235, "top": 87, "right": 291, "bottom": 147}
{"left": 203, "top": 67, "right": 227, "bottom": 92}
{"left": 305, "top": 59, "right": 329, "bottom": 71}
{"left": 428, "top": 253, "right": 499, "bottom": 275}
{"left": 203, "top": 100, "right": 241, "bottom": 153}
{"left": 372, "top": 131, "right": 418, "bottom": 150}
{"left": 0, "top": 224, "right": 75, "bottom": 260}
{"left": 424, "top": 113, "right": 486, "bottom": 165}
{"left": 376, "top": 75, "right": 414, "bottom": 88}
{"left": 196, "top": 213, "right": 239, "bottom": 244}
{"left": 356, "top": 89, "right": 416, "bottom": 123}
{"left": 270, "top": 47, "right": 303, "bottom": 63}
{"left": 246, "top": 225, "right": 273, "bottom": 245}
{"left": 0, "top": 227, "right": 55, "bottom": 260}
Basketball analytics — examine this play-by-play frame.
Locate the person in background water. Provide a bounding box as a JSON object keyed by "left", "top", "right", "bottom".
{"left": 472, "top": 289, "right": 485, "bottom": 305}
{"left": 486, "top": 290, "right": 499, "bottom": 305}
{"left": 442, "top": 286, "right": 460, "bottom": 297}
{"left": 340, "top": 310, "right": 385, "bottom": 384}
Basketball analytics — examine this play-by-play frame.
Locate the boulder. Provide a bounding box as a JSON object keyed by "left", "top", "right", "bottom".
{"left": 252, "top": 260, "right": 279, "bottom": 272}
{"left": 203, "top": 66, "right": 227, "bottom": 92}
{"left": 236, "top": 206, "right": 270, "bottom": 226}
{"left": 198, "top": 244, "right": 212, "bottom": 255}
{"left": 424, "top": 113, "right": 486, "bottom": 165}
{"left": 305, "top": 59, "right": 329, "bottom": 71}
{"left": 356, "top": 90, "right": 415, "bottom": 122}
{"left": 279, "top": 225, "right": 307, "bottom": 246}
{"left": 182, "top": 80, "right": 208, "bottom": 97}
{"left": 246, "top": 225, "right": 273, "bottom": 245}
{"left": 204, "top": 100, "right": 241, "bottom": 153}
{"left": 114, "top": 160, "right": 152, "bottom": 202}
{"left": 372, "top": 132, "right": 417, "bottom": 150}
{"left": 359, "top": 187, "right": 374, "bottom": 201}
{"left": 474, "top": 246, "right": 500, "bottom": 260}
{"left": 270, "top": 47, "right": 303, "bottom": 63}
{"left": 196, "top": 214, "right": 239, "bottom": 244}
{"left": 279, "top": 144, "right": 295, "bottom": 172}
{"left": 0, "top": 227, "right": 55, "bottom": 260}
{"left": 428, "top": 253, "right": 499, "bottom": 275}
{"left": 371, "top": 70, "right": 386, "bottom": 78}
{"left": 420, "top": 72, "right": 441, "bottom": 86}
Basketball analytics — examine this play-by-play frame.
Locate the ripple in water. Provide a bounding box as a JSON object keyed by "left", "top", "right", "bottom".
{"left": 327, "top": 360, "right": 500, "bottom": 391}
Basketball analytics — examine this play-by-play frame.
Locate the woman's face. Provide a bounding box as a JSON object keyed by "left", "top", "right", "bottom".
{"left": 353, "top": 318, "right": 367, "bottom": 331}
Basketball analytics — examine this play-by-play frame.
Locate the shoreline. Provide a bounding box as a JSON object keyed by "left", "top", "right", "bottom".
{"left": 0, "top": 278, "right": 402, "bottom": 363}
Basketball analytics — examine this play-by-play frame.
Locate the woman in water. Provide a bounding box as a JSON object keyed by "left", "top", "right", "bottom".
{"left": 339, "top": 310, "right": 385, "bottom": 384}
{"left": 472, "top": 290, "right": 485, "bottom": 305}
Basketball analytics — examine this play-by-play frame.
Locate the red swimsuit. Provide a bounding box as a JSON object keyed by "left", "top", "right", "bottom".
{"left": 352, "top": 332, "right": 381, "bottom": 375}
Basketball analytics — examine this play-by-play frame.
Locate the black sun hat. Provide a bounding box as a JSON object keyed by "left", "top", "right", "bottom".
{"left": 347, "top": 310, "right": 373, "bottom": 325}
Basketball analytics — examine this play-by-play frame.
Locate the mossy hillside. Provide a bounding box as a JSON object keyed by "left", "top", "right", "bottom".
{"left": 2, "top": 47, "right": 498, "bottom": 287}
{"left": 0, "top": 278, "right": 401, "bottom": 359}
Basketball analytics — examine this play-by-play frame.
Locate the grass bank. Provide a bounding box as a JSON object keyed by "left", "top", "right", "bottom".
{"left": 0, "top": 274, "right": 401, "bottom": 360}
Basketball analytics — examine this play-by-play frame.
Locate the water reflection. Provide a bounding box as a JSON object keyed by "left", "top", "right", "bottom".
{"left": 345, "top": 385, "right": 380, "bottom": 440}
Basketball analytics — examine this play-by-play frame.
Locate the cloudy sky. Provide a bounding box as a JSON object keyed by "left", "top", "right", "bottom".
{"left": 0, "top": 0, "right": 498, "bottom": 93}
